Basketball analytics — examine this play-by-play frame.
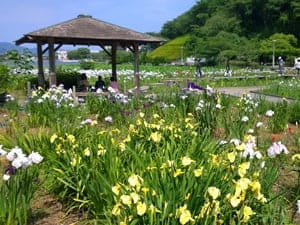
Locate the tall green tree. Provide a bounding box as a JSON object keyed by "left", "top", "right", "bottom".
{"left": 6, "top": 49, "right": 33, "bottom": 73}
{"left": 259, "top": 33, "right": 300, "bottom": 58}
{"left": 0, "top": 64, "right": 11, "bottom": 92}
{"left": 67, "top": 48, "right": 91, "bottom": 60}
{"left": 160, "top": 0, "right": 300, "bottom": 40}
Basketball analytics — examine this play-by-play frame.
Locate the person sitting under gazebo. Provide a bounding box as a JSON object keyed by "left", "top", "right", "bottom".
{"left": 77, "top": 73, "right": 89, "bottom": 91}
{"left": 94, "top": 76, "right": 105, "bottom": 91}
{"left": 108, "top": 77, "right": 119, "bottom": 92}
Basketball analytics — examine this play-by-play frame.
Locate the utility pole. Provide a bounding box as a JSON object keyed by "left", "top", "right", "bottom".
{"left": 180, "top": 46, "right": 184, "bottom": 65}
{"left": 272, "top": 40, "right": 276, "bottom": 69}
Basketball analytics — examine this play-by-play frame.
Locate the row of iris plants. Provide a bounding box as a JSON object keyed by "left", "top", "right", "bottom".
{"left": 0, "top": 80, "right": 300, "bottom": 224}
{"left": 259, "top": 77, "right": 300, "bottom": 99}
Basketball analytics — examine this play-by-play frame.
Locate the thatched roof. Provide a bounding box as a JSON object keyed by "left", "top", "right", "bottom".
{"left": 16, "top": 14, "right": 163, "bottom": 46}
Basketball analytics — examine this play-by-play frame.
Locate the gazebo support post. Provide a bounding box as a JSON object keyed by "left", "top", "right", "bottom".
{"left": 111, "top": 43, "right": 117, "bottom": 81}
{"left": 37, "top": 42, "right": 45, "bottom": 87}
{"left": 48, "top": 39, "right": 56, "bottom": 86}
{"left": 133, "top": 43, "right": 140, "bottom": 95}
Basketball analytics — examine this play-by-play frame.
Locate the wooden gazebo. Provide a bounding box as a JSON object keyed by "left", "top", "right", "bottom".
{"left": 15, "top": 14, "right": 163, "bottom": 91}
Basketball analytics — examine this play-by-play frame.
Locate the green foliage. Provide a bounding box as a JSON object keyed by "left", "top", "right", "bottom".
{"left": 6, "top": 49, "right": 33, "bottom": 73}
{"left": 0, "top": 146, "right": 43, "bottom": 225}
{"left": 85, "top": 94, "right": 122, "bottom": 120}
{"left": 90, "top": 51, "right": 109, "bottom": 61}
{"left": 160, "top": 0, "right": 300, "bottom": 40}
{"left": 67, "top": 48, "right": 91, "bottom": 60}
{"left": 259, "top": 79, "right": 300, "bottom": 100}
{"left": 0, "top": 64, "right": 11, "bottom": 92}
{"left": 159, "top": 0, "right": 300, "bottom": 66}
{"left": 259, "top": 33, "right": 299, "bottom": 56}
{"left": 56, "top": 66, "right": 80, "bottom": 89}
{"left": 26, "top": 67, "right": 79, "bottom": 90}
{"left": 148, "top": 35, "right": 190, "bottom": 61}
{"left": 196, "top": 12, "right": 242, "bottom": 37}
{"left": 2, "top": 65, "right": 300, "bottom": 224}
{"left": 79, "top": 60, "right": 96, "bottom": 70}
{"left": 25, "top": 87, "right": 85, "bottom": 127}
{"left": 0, "top": 168, "right": 40, "bottom": 225}
{"left": 185, "top": 32, "right": 258, "bottom": 65}
{"left": 268, "top": 101, "right": 289, "bottom": 133}
{"left": 160, "top": 0, "right": 211, "bottom": 39}
{"left": 288, "top": 102, "right": 300, "bottom": 123}
{"left": 116, "top": 51, "right": 134, "bottom": 64}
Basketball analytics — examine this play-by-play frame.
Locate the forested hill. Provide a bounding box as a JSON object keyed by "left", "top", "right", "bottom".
{"left": 160, "top": 0, "right": 300, "bottom": 40}
{"left": 151, "top": 0, "right": 300, "bottom": 65}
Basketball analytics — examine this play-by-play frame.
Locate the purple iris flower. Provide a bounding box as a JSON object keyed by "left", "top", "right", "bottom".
{"left": 5, "top": 166, "right": 16, "bottom": 175}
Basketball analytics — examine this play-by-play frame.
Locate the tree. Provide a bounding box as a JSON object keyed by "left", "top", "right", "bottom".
{"left": 192, "top": 13, "right": 242, "bottom": 38}
{"left": 259, "top": 33, "right": 299, "bottom": 57}
{"left": 0, "top": 64, "right": 11, "bottom": 92}
{"left": 67, "top": 48, "right": 91, "bottom": 60}
{"left": 6, "top": 49, "right": 33, "bottom": 73}
{"left": 186, "top": 31, "right": 253, "bottom": 65}
{"left": 160, "top": 0, "right": 299, "bottom": 40}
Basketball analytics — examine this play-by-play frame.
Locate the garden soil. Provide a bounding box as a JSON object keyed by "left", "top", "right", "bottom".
{"left": 30, "top": 193, "right": 86, "bottom": 225}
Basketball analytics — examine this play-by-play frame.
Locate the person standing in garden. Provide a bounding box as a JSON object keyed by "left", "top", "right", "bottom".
{"left": 224, "top": 59, "right": 232, "bottom": 77}
{"left": 195, "top": 58, "right": 202, "bottom": 78}
{"left": 278, "top": 56, "right": 284, "bottom": 75}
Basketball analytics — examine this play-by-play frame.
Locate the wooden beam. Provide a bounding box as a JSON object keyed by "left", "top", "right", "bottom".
{"left": 133, "top": 43, "right": 140, "bottom": 95}
{"left": 127, "top": 46, "right": 134, "bottom": 53}
{"left": 48, "top": 39, "right": 56, "bottom": 86}
{"left": 42, "top": 46, "right": 49, "bottom": 55}
{"left": 111, "top": 43, "right": 117, "bottom": 81}
{"left": 54, "top": 43, "right": 63, "bottom": 52}
{"left": 37, "top": 42, "right": 45, "bottom": 87}
{"left": 99, "top": 44, "right": 112, "bottom": 57}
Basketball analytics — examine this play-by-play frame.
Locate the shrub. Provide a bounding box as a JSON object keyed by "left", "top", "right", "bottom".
{"left": 56, "top": 67, "right": 80, "bottom": 90}
{"left": 0, "top": 64, "right": 11, "bottom": 92}
{"left": 288, "top": 101, "right": 300, "bottom": 124}
{"left": 79, "top": 60, "right": 96, "bottom": 70}
{"left": 0, "top": 146, "right": 43, "bottom": 225}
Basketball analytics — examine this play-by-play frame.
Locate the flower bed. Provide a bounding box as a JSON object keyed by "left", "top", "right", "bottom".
{"left": 0, "top": 75, "right": 300, "bottom": 224}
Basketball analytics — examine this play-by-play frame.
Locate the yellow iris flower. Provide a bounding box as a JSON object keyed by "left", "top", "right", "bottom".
{"left": 120, "top": 194, "right": 132, "bottom": 206}
{"left": 238, "top": 162, "right": 250, "bottom": 177}
{"left": 182, "top": 156, "right": 195, "bottom": 167}
{"left": 149, "top": 132, "right": 162, "bottom": 143}
{"left": 50, "top": 134, "right": 58, "bottom": 143}
{"left": 128, "top": 174, "right": 143, "bottom": 187}
{"left": 241, "top": 206, "right": 256, "bottom": 223}
{"left": 207, "top": 186, "right": 221, "bottom": 200}
{"left": 137, "top": 202, "right": 147, "bottom": 216}
{"left": 227, "top": 151, "right": 236, "bottom": 163}
{"left": 194, "top": 167, "right": 204, "bottom": 177}
{"left": 174, "top": 169, "right": 185, "bottom": 177}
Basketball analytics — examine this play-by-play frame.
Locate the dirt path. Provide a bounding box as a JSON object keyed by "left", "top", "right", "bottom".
{"left": 214, "top": 86, "right": 294, "bottom": 103}
{"left": 30, "top": 192, "right": 86, "bottom": 225}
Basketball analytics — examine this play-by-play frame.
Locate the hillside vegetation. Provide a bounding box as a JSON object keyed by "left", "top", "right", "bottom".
{"left": 151, "top": 0, "right": 300, "bottom": 66}
{"left": 148, "top": 35, "right": 189, "bottom": 61}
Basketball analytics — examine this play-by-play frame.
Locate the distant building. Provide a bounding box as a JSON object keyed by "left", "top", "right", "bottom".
{"left": 56, "top": 50, "right": 68, "bottom": 61}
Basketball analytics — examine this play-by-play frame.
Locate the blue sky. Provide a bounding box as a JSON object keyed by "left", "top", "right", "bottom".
{"left": 0, "top": 0, "right": 197, "bottom": 43}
